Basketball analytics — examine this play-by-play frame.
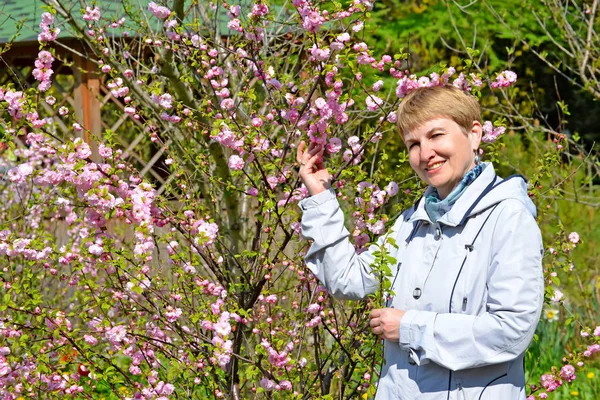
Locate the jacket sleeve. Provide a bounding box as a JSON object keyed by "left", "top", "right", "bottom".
{"left": 398, "top": 204, "right": 544, "bottom": 371}
{"left": 300, "top": 188, "right": 403, "bottom": 300}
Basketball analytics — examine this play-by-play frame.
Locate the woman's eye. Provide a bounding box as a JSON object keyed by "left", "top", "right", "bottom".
{"left": 408, "top": 143, "right": 419, "bottom": 149}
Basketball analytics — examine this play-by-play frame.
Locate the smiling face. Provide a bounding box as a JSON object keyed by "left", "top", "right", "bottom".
{"left": 404, "top": 118, "right": 482, "bottom": 199}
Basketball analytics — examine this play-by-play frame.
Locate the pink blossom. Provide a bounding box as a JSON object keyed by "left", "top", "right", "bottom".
{"left": 106, "top": 325, "right": 127, "bottom": 345}
{"left": 491, "top": 70, "right": 518, "bottom": 88}
{"left": 559, "top": 364, "right": 576, "bottom": 382}
{"left": 354, "top": 233, "right": 370, "bottom": 248}
{"left": 214, "top": 312, "right": 231, "bottom": 336}
{"left": 372, "top": 80, "right": 384, "bottom": 91}
{"left": 41, "top": 12, "right": 54, "bottom": 25}
{"left": 264, "top": 294, "right": 277, "bottom": 304}
{"left": 193, "top": 219, "right": 219, "bottom": 246}
{"left": 88, "top": 243, "right": 104, "bottom": 255}
{"left": 365, "top": 95, "right": 383, "bottom": 111}
{"left": 227, "top": 18, "right": 243, "bottom": 32}
{"left": 83, "top": 335, "right": 98, "bottom": 345}
{"left": 307, "top": 303, "right": 320, "bottom": 314}
{"left": 326, "top": 137, "right": 342, "bottom": 154}
{"left": 568, "top": 232, "right": 580, "bottom": 244}
{"left": 221, "top": 98, "right": 234, "bottom": 110}
{"left": 540, "top": 374, "right": 562, "bottom": 392}
{"left": 251, "top": 3, "right": 269, "bottom": 17}
{"left": 310, "top": 45, "right": 330, "bottom": 61}
{"left": 352, "top": 21, "right": 364, "bottom": 32}
{"left": 594, "top": 326, "right": 600, "bottom": 336}
{"left": 337, "top": 32, "right": 350, "bottom": 42}
{"left": 229, "top": 5, "right": 241, "bottom": 17}
{"left": 550, "top": 288, "right": 563, "bottom": 303}
{"left": 481, "top": 120, "right": 506, "bottom": 143}
{"left": 83, "top": 6, "right": 102, "bottom": 21}
{"left": 148, "top": 1, "right": 171, "bottom": 19}
{"left": 228, "top": 155, "right": 244, "bottom": 170}
{"left": 129, "top": 365, "right": 141, "bottom": 375}
{"left": 385, "top": 181, "right": 399, "bottom": 196}
{"left": 165, "top": 307, "right": 182, "bottom": 322}
{"left": 300, "top": 9, "right": 325, "bottom": 32}
{"left": 260, "top": 378, "right": 276, "bottom": 391}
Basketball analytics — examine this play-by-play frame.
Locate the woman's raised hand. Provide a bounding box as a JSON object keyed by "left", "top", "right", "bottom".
{"left": 296, "top": 141, "right": 331, "bottom": 196}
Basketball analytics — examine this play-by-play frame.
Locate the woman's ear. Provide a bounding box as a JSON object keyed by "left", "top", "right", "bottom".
{"left": 469, "top": 121, "right": 483, "bottom": 151}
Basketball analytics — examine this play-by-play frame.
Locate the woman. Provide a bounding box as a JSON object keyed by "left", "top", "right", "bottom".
{"left": 296, "top": 86, "right": 544, "bottom": 399}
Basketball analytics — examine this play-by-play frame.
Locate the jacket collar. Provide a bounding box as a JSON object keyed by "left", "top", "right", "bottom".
{"left": 408, "top": 163, "right": 498, "bottom": 227}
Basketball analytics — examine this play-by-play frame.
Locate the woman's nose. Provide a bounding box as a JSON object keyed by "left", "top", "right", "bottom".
{"left": 420, "top": 142, "right": 435, "bottom": 160}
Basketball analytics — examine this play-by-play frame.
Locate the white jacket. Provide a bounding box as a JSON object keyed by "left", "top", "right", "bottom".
{"left": 299, "top": 163, "right": 544, "bottom": 400}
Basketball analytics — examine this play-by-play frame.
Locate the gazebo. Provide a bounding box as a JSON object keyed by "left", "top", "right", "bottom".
{"left": 0, "top": 0, "right": 170, "bottom": 187}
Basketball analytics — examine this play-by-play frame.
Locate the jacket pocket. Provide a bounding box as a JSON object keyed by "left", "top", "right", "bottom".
{"left": 478, "top": 372, "right": 508, "bottom": 400}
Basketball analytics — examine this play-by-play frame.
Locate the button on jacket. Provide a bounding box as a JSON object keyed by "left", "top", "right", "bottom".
{"left": 299, "top": 163, "right": 544, "bottom": 400}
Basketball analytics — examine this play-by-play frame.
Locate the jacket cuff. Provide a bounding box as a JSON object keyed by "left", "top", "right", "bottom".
{"left": 399, "top": 310, "right": 437, "bottom": 350}
{"left": 298, "top": 188, "right": 337, "bottom": 211}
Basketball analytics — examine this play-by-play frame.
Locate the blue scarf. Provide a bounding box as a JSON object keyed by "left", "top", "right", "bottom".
{"left": 425, "top": 163, "right": 486, "bottom": 222}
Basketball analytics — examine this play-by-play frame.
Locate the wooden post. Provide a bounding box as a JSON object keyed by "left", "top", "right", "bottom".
{"left": 72, "top": 53, "right": 101, "bottom": 162}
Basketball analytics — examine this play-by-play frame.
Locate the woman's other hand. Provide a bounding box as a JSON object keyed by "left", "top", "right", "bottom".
{"left": 296, "top": 141, "right": 331, "bottom": 196}
{"left": 370, "top": 308, "right": 406, "bottom": 341}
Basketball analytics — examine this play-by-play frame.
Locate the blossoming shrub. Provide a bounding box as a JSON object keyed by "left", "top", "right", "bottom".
{"left": 0, "top": 1, "right": 597, "bottom": 399}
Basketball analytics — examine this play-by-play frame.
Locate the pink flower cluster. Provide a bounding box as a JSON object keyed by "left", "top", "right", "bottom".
{"left": 151, "top": 93, "right": 173, "bottom": 109}
{"left": 397, "top": 67, "right": 472, "bottom": 98}
{"left": 491, "top": 70, "right": 518, "bottom": 88}
{"left": 32, "top": 50, "right": 54, "bottom": 92}
{"left": 206, "top": 312, "right": 233, "bottom": 369}
{"left": 190, "top": 217, "right": 219, "bottom": 247}
{"left": 343, "top": 136, "right": 364, "bottom": 165}
{"left": 540, "top": 373, "right": 562, "bottom": 392}
{"left": 396, "top": 67, "right": 517, "bottom": 98}
{"left": 83, "top": 6, "right": 102, "bottom": 21}
{"left": 1, "top": 89, "right": 25, "bottom": 120}
{"left": 258, "top": 339, "right": 294, "bottom": 391}
{"left": 38, "top": 12, "right": 60, "bottom": 42}
{"left": 559, "top": 364, "right": 576, "bottom": 382}
{"left": 262, "top": 339, "right": 293, "bottom": 368}
{"left": 107, "top": 78, "right": 130, "bottom": 98}
{"left": 350, "top": 180, "right": 398, "bottom": 249}
{"left": 568, "top": 231, "right": 580, "bottom": 244}
{"left": 228, "top": 154, "right": 245, "bottom": 170}
{"left": 583, "top": 343, "right": 600, "bottom": 357}
{"left": 482, "top": 121, "right": 506, "bottom": 143}
{"left": 251, "top": 3, "right": 269, "bottom": 17}
{"left": 211, "top": 124, "right": 244, "bottom": 152}
{"left": 295, "top": 0, "right": 326, "bottom": 33}
{"left": 148, "top": 1, "right": 171, "bottom": 19}
{"left": 0, "top": 232, "right": 52, "bottom": 261}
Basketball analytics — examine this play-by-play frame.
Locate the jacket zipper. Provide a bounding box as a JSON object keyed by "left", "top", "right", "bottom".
{"left": 458, "top": 383, "right": 465, "bottom": 400}
{"left": 478, "top": 373, "right": 508, "bottom": 400}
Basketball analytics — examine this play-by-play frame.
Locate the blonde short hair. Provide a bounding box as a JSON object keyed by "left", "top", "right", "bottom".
{"left": 396, "top": 86, "right": 481, "bottom": 137}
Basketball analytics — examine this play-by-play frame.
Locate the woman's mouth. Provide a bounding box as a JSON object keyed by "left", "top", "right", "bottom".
{"left": 425, "top": 161, "right": 445, "bottom": 172}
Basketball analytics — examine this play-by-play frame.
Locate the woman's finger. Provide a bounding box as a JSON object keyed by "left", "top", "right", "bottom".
{"left": 296, "top": 141, "right": 306, "bottom": 163}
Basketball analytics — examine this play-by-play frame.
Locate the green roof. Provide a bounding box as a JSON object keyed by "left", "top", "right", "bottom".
{"left": 0, "top": 0, "right": 291, "bottom": 45}
{"left": 0, "top": 0, "right": 127, "bottom": 43}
